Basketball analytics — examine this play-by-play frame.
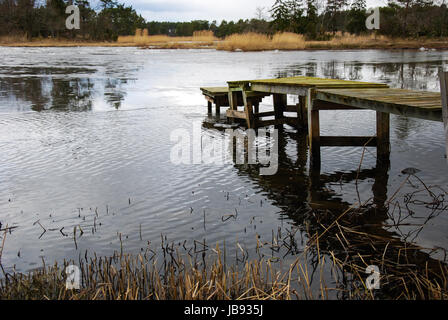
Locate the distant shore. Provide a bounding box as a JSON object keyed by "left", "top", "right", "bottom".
{"left": 1, "top": 33, "right": 448, "bottom": 51}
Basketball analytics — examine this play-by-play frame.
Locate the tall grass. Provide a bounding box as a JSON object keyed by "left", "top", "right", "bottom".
{"left": 216, "top": 32, "right": 307, "bottom": 51}
{"left": 2, "top": 29, "right": 446, "bottom": 50}
{"left": 117, "top": 29, "right": 218, "bottom": 48}
{"left": 216, "top": 33, "right": 271, "bottom": 51}
{"left": 0, "top": 34, "right": 28, "bottom": 43}
{"left": 217, "top": 32, "right": 392, "bottom": 51}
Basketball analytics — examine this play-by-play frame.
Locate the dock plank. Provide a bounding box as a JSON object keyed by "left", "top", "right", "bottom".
{"left": 315, "top": 88, "right": 443, "bottom": 122}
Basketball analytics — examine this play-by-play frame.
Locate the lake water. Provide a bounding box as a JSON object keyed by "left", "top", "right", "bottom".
{"left": 0, "top": 47, "right": 447, "bottom": 294}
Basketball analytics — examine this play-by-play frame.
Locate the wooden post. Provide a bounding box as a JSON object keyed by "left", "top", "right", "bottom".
{"left": 298, "top": 95, "right": 307, "bottom": 130}
{"left": 273, "top": 94, "right": 286, "bottom": 120}
{"left": 440, "top": 70, "right": 448, "bottom": 163}
{"left": 242, "top": 91, "right": 255, "bottom": 128}
{"left": 215, "top": 102, "right": 221, "bottom": 115}
{"left": 228, "top": 91, "right": 239, "bottom": 111}
{"left": 376, "top": 111, "right": 390, "bottom": 160}
{"left": 254, "top": 101, "right": 260, "bottom": 114}
{"left": 372, "top": 157, "right": 389, "bottom": 211}
{"left": 228, "top": 90, "right": 239, "bottom": 124}
{"left": 307, "top": 89, "right": 320, "bottom": 166}
{"left": 207, "top": 101, "right": 212, "bottom": 113}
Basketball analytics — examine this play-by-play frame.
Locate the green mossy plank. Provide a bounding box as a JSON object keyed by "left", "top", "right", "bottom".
{"left": 200, "top": 87, "right": 229, "bottom": 95}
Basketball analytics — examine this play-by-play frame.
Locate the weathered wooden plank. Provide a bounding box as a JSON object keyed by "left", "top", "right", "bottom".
{"left": 254, "top": 111, "right": 276, "bottom": 118}
{"left": 204, "top": 95, "right": 215, "bottom": 103}
{"left": 316, "top": 88, "right": 441, "bottom": 101}
{"left": 314, "top": 100, "right": 361, "bottom": 110}
{"left": 251, "top": 83, "right": 308, "bottom": 96}
{"left": 315, "top": 89, "right": 443, "bottom": 122}
{"left": 226, "top": 109, "right": 246, "bottom": 119}
{"left": 285, "top": 105, "right": 299, "bottom": 112}
{"left": 200, "top": 87, "right": 229, "bottom": 95}
{"left": 250, "top": 76, "right": 388, "bottom": 88}
{"left": 320, "top": 136, "right": 377, "bottom": 147}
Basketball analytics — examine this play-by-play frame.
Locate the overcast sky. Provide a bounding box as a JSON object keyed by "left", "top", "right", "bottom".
{"left": 115, "top": 0, "right": 388, "bottom": 22}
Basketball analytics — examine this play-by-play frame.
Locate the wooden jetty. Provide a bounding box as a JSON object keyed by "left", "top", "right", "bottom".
{"left": 200, "top": 87, "right": 268, "bottom": 115}
{"left": 201, "top": 75, "right": 445, "bottom": 165}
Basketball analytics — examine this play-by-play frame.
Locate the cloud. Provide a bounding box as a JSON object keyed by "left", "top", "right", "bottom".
{"left": 121, "top": 0, "right": 388, "bottom": 22}
{"left": 122, "top": 0, "right": 274, "bottom": 22}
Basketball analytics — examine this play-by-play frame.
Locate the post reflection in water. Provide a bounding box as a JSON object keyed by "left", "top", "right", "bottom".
{"left": 203, "top": 117, "right": 447, "bottom": 298}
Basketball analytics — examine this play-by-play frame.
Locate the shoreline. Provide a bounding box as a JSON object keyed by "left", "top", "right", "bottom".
{"left": 1, "top": 38, "right": 447, "bottom": 51}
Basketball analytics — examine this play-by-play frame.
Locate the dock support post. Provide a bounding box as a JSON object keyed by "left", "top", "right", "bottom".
{"left": 298, "top": 95, "right": 307, "bottom": 130}
{"left": 307, "top": 89, "right": 320, "bottom": 167}
{"left": 376, "top": 111, "right": 390, "bottom": 160}
{"left": 440, "top": 70, "right": 448, "bottom": 163}
{"left": 242, "top": 91, "right": 255, "bottom": 129}
{"left": 229, "top": 91, "right": 238, "bottom": 111}
{"left": 273, "top": 94, "right": 286, "bottom": 120}
{"left": 215, "top": 102, "right": 221, "bottom": 115}
{"left": 207, "top": 101, "right": 212, "bottom": 114}
{"left": 227, "top": 91, "right": 239, "bottom": 123}
{"left": 254, "top": 101, "right": 260, "bottom": 114}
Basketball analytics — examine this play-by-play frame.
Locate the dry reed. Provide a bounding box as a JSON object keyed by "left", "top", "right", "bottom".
{"left": 0, "top": 155, "right": 447, "bottom": 299}
{"left": 1, "top": 182, "right": 447, "bottom": 301}
{"left": 2, "top": 30, "right": 448, "bottom": 50}
{"left": 117, "top": 29, "right": 218, "bottom": 48}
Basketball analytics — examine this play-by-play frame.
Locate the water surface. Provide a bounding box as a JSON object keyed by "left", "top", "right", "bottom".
{"left": 0, "top": 47, "right": 447, "bottom": 283}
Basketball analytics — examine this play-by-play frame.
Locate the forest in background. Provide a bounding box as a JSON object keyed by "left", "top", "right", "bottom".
{"left": 0, "top": 0, "right": 447, "bottom": 41}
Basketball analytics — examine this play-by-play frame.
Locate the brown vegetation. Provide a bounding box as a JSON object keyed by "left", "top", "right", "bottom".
{"left": 117, "top": 29, "right": 218, "bottom": 49}
{"left": 2, "top": 31, "right": 448, "bottom": 51}
{"left": 217, "top": 32, "right": 448, "bottom": 51}
{"left": 1, "top": 173, "right": 447, "bottom": 300}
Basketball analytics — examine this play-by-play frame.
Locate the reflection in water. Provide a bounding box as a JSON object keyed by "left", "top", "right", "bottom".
{"left": 0, "top": 70, "right": 129, "bottom": 111}
{"left": 218, "top": 122, "right": 447, "bottom": 298}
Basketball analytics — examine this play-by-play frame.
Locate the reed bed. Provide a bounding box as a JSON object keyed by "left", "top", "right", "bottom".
{"left": 0, "top": 153, "right": 447, "bottom": 300}
{"left": 117, "top": 29, "right": 218, "bottom": 48}
{"left": 216, "top": 32, "right": 391, "bottom": 51}
{"left": 1, "top": 178, "right": 447, "bottom": 300}
{"left": 216, "top": 32, "right": 448, "bottom": 51}
{"left": 2, "top": 30, "right": 447, "bottom": 50}
{"left": 216, "top": 32, "right": 307, "bottom": 51}
{"left": 0, "top": 224, "right": 446, "bottom": 300}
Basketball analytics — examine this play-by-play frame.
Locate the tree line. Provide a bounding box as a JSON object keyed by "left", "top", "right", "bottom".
{"left": 0, "top": 0, "right": 146, "bottom": 40}
{"left": 0, "top": 0, "right": 447, "bottom": 41}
